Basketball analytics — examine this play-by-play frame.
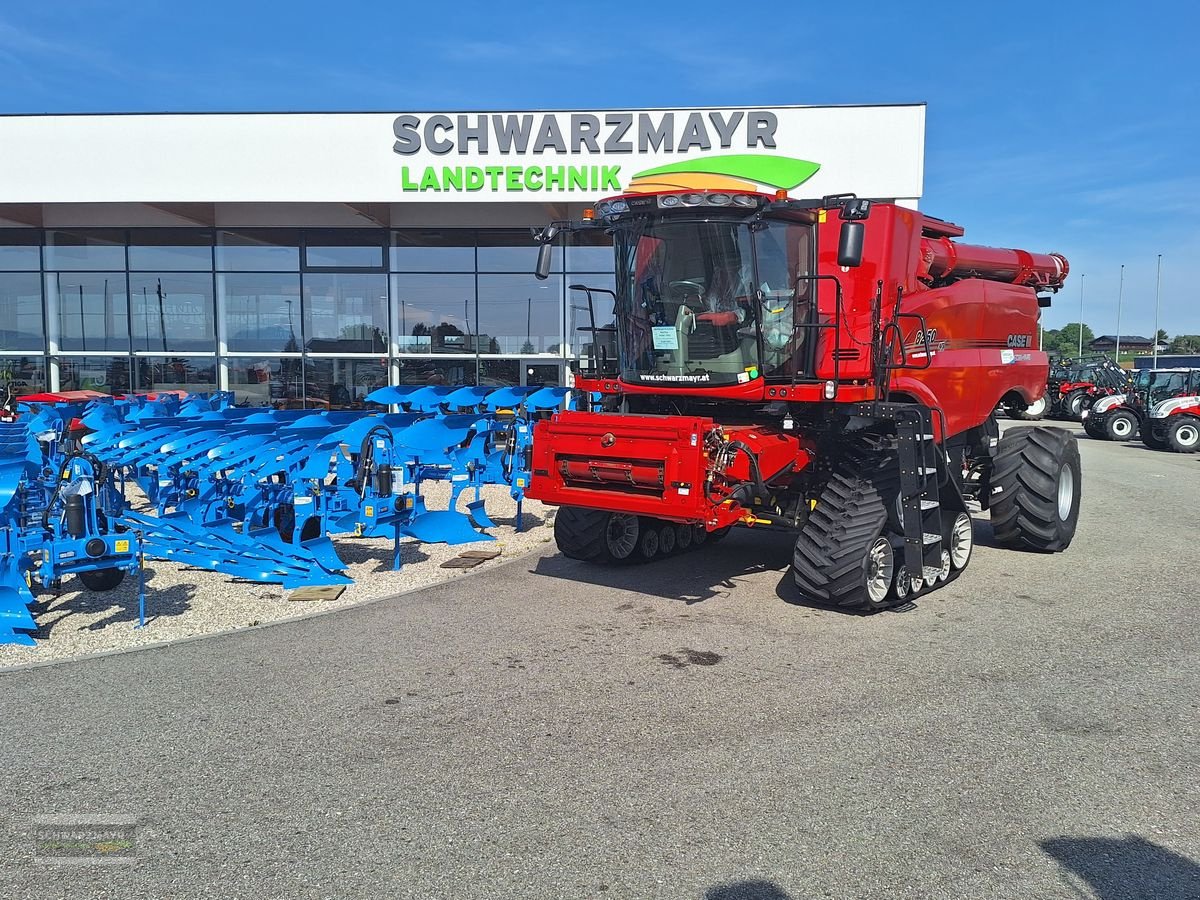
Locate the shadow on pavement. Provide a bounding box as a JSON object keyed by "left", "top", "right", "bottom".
{"left": 705, "top": 880, "right": 793, "bottom": 900}
{"left": 1040, "top": 834, "right": 1200, "bottom": 899}
{"left": 530, "top": 529, "right": 795, "bottom": 604}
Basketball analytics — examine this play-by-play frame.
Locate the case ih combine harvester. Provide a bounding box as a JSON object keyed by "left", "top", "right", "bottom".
{"left": 1082, "top": 368, "right": 1200, "bottom": 447}
{"left": 0, "top": 386, "right": 565, "bottom": 645}
{"left": 528, "top": 189, "right": 1080, "bottom": 611}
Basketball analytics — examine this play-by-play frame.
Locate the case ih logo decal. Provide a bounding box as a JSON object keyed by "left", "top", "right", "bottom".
{"left": 1007, "top": 334, "right": 1034, "bottom": 348}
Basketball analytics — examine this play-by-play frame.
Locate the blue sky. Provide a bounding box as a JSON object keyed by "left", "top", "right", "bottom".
{"left": 1, "top": 0, "right": 1195, "bottom": 336}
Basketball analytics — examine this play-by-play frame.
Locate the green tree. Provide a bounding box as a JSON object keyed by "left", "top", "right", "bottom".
{"left": 1168, "top": 334, "right": 1200, "bottom": 353}
{"left": 1156, "top": 329, "right": 1170, "bottom": 346}
{"left": 1044, "top": 323, "right": 1095, "bottom": 357}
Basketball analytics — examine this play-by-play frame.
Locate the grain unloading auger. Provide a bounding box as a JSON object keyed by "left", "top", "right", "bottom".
{"left": 528, "top": 190, "right": 1079, "bottom": 611}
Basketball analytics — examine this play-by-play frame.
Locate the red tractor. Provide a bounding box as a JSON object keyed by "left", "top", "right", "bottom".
{"left": 528, "top": 191, "right": 1079, "bottom": 611}
{"left": 1140, "top": 371, "right": 1200, "bottom": 452}
{"left": 1047, "top": 355, "right": 1133, "bottom": 421}
{"left": 1082, "top": 368, "right": 1200, "bottom": 442}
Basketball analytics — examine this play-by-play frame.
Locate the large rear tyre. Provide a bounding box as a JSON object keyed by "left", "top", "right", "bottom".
{"left": 1064, "top": 390, "right": 1089, "bottom": 421}
{"left": 792, "top": 472, "right": 896, "bottom": 612}
{"left": 1104, "top": 410, "right": 1139, "bottom": 441}
{"left": 989, "top": 426, "right": 1081, "bottom": 552}
{"left": 78, "top": 567, "right": 126, "bottom": 592}
{"left": 1142, "top": 427, "right": 1168, "bottom": 451}
{"left": 1014, "top": 395, "right": 1048, "bottom": 421}
{"left": 1166, "top": 416, "right": 1200, "bottom": 453}
{"left": 553, "top": 506, "right": 639, "bottom": 563}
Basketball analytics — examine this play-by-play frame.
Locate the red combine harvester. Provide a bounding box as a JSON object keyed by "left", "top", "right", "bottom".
{"left": 528, "top": 191, "right": 1079, "bottom": 611}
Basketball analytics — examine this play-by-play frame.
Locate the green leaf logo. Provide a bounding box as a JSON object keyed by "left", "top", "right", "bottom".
{"left": 631, "top": 154, "right": 820, "bottom": 189}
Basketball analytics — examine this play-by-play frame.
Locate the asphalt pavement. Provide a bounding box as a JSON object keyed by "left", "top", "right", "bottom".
{"left": 0, "top": 425, "right": 1197, "bottom": 900}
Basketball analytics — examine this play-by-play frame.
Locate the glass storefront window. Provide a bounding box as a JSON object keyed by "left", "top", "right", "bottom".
{"left": 45, "top": 230, "right": 126, "bottom": 271}
{"left": 304, "top": 357, "right": 389, "bottom": 409}
{"left": 478, "top": 358, "right": 520, "bottom": 386}
{"left": 220, "top": 273, "right": 302, "bottom": 352}
{"left": 390, "top": 230, "right": 475, "bottom": 272}
{"left": 0, "top": 355, "right": 48, "bottom": 397}
{"left": 303, "top": 272, "right": 388, "bottom": 354}
{"left": 567, "top": 230, "right": 614, "bottom": 272}
{"left": 477, "top": 274, "right": 562, "bottom": 354}
{"left": 226, "top": 356, "right": 305, "bottom": 408}
{"left": 0, "top": 273, "right": 44, "bottom": 351}
{"left": 216, "top": 230, "right": 300, "bottom": 271}
{"left": 391, "top": 273, "right": 476, "bottom": 353}
{"left": 133, "top": 356, "right": 218, "bottom": 392}
{"left": 477, "top": 229, "right": 560, "bottom": 273}
{"left": 397, "top": 357, "right": 475, "bottom": 386}
{"left": 524, "top": 363, "right": 562, "bottom": 386}
{"left": 49, "top": 272, "right": 129, "bottom": 352}
{"left": 56, "top": 355, "right": 131, "bottom": 394}
{"left": 304, "top": 230, "right": 385, "bottom": 269}
{"left": 0, "top": 230, "right": 40, "bottom": 270}
{"left": 128, "top": 230, "right": 214, "bottom": 271}
{"left": 130, "top": 272, "right": 215, "bottom": 353}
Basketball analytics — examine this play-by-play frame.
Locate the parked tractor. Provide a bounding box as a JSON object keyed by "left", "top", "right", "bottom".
{"left": 1082, "top": 368, "right": 1200, "bottom": 442}
{"left": 1137, "top": 369, "right": 1200, "bottom": 452}
{"left": 1047, "top": 356, "right": 1133, "bottom": 421}
{"left": 527, "top": 190, "right": 1079, "bottom": 611}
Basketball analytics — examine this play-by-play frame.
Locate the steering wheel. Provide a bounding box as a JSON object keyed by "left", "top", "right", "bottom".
{"left": 669, "top": 280, "right": 706, "bottom": 302}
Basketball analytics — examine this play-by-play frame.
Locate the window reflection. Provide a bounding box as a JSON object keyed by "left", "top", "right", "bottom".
{"left": 391, "top": 230, "right": 475, "bottom": 272}
{"left": 226, "top": 357, "right": 305, "bottom": 408}
{"left": 130, "top": 273, "right": 215, "bottom": 353}
{"left": 0, "top": 273, "right": 44, "bottom": 351}
{"left": 134, "top": 356, "right": 218, "bottom": 392}
{"left": 221, "top": 273, "right": 302, "bottom": 352}
{"left": 49, "top": 273, "right": 129, "bottom": 352}
{"left": 0, "top": 231, "right": 41, "bottom": 271}
{"left": 45, "top": 230, "right": 126, "bottom": 271}
{"left": 477, "top": 229, "right": 561, "bottom": 273}
{"left": 303, "top": 273, "right": 388, "bottom": 354}
{"left": 56, "top": 355, "right": 131, "bottom": 394}
{"left": 0, "top": 355, "right": 48, "bottom": 397}
{"left": 304, "top": 357, "right": 389, "bottom": 408}
{"left": 477, "top": 274, "right": 562, "bottom": 354}
{"left": 128, "top": 230, "right": 214, "bottom": 271}
{"left": 397, "top": 357, "right": 475, "bottom": 386}
{"left": 390, "top": 273, "right": 476, "bottom": 353}
{"left": 216, "top": 230, "right": 300, "bottom": 272}
{"left": 304, "top": 230, "right": 385, "bottom": 269}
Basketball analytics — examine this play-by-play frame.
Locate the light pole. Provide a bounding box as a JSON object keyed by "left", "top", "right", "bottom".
{"left": 1114, "top": 264, "right": 1124, "bottom": 364}
{"left": 1152, "top": 254, "right": 1163, "bottom": 365}
{"left": 1077, "top": 273, "right": 1085, "bottom": 357}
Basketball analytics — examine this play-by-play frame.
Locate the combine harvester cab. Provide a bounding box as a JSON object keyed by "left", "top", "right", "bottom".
{"left": 525, "top": 187, "right": 1080, "bottom": 611}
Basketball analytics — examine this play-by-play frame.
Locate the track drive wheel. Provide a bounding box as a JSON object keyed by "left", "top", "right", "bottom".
{"left": 675, "top": 524, "right": 694, "bottom": 551}
{"left": 553, "top": 506, "right": 639, "bottom": 563}
{"left": 637, "top": 520, "right": 661, "bottom": 560}
{"left": 989, "top": 426, "right": 1081, "bottom": 552}
{"left": 78, "top": 567, "right": 126, "bottom": 592}
{"left": 1104, "top": 410, "right": 1139, "bottom": 441}
{"left": 1166, "top": 416, "right": 1200, "bottom": 453}
{"left": 658, "top": 523, "right": 677, "bottom": 555}
{"left": 792, "top": 471, "right": 897, "bottom": 612}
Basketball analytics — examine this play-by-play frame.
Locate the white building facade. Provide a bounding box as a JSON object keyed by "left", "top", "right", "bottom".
{"left": 0, "top": 104, "right": 924, "bottom": 406}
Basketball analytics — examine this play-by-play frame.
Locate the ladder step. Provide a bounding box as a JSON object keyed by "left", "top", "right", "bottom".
{"left": 922, "top": 532, "right": 941, "bottom": 545}
{"left": 920, "top": 499, "right": 939, "bottom": 510}
{"left": 923, "top": 566, "right": 942, "bottom": 581}
{"left": 919, "top": 467, "right": 937, "bottom": 475}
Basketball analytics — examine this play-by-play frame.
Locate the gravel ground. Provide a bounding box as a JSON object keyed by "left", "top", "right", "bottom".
{"left": 0, "top": 483, "right": 554, "bottom": 669}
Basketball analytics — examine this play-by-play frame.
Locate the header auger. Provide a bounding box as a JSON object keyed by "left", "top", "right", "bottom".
{"left": 528, "top": 189, "right": 1080, "bottom": 611}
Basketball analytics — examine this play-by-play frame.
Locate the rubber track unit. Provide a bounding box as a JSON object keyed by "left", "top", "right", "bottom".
{"left": 793, "top": 471, "right": 890, "bottom": 612}
{"left": 553, "top": 506, "right": 612, "bottom": 562}
{"left": 989, "top": 426, "right": 1079, "bottom": 552}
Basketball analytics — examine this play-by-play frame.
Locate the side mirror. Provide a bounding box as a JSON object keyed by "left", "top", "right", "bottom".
{"left": 837, "top": 221, "right": 865, "bottom": 267}
{"left": 535, "top": 242, "right": 554, "bottom": 280}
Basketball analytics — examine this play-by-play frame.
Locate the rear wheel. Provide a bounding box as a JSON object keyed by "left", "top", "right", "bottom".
{"left": 1065, "top": 390, "right": 1089, "bottom": 421}
{"left": 1142, "top": 427, "right": 1168, "bottom": 450}
{"left": 1014, "top": 395, "right": 1048, "bottom": 420}
{"left": 989, "top": 426, "right": 1081, "bottom": 552}
{"left": 1083, "top": 413, "right": 1108, "bottom": 439}
{"left": 792, "top": 471, "right": 897, "bottom": 612}
{"left": 1105, "top": 410, "right": 1139, "bottom": 441}
{"left": 553, "top": 507, "right": 639, "bottom": 563}
{"left": 1166, "top": 416, "right": 1200, "bottom": 453}
{"left": 78, "top": 567, "right": 126, "bottom": 592}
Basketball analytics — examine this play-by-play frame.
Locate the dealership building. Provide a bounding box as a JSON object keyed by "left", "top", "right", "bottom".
{"left": 0, "top": 104, "right": 924, "bottom": 406}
